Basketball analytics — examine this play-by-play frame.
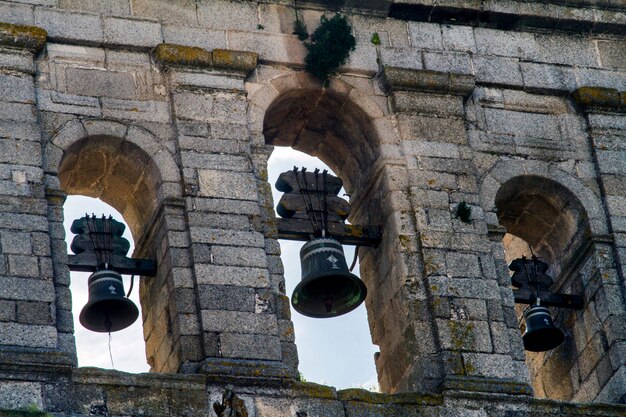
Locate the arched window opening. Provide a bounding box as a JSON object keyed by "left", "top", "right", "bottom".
{"left": 263, "top": 87, "right": 382, "bottom": 389}
{"left": 57, "top": 131, "right": 166, "bottom": 372}
{"left": 63, "top": 196, "right": 148, "bottom": 372}
{"left": 496, "top": 175, "right": 592, "bottom": 400}
{"left": 268, "top": 148, "right": 378, "bottom": 389}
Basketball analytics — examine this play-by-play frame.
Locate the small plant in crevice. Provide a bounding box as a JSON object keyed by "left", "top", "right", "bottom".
{"left": 456, "top": 201, "right": 472, "bottom": 224}
{"left": 371, "top": 32, "right": 381, "bottom": 45}
{"left": 293, "top": 17, "right": 309, "bottom": 40}
{"left": 301, "top": 14, "right": 356, "bottom": 85}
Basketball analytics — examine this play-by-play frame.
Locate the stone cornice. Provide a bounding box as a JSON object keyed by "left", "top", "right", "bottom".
{"left": 382, "top": 66, "right": 475, "bottom": 97}
{"left": 389, "top": 1, "right": 625, "bottom": 35}
{"left": 572, "top": 87, "right": 626, "bottom": 113}
{"left": 152, "top": 43, "right": 258, "bottom": 77}
{"left": 0, "top": 22, "right": 47, "bottom": 53}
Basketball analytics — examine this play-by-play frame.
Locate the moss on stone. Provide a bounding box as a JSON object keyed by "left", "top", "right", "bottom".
{"left": 337, "top": 388, "right": 443, "bottom": 406}
{"left": 572, "top": 86, "right": 622, "bottom": 110}
{"left": 290, "top": 380, "right": 337, "bottom": 399}
{"left": 152, "top": 43, "right": 212, "bottom": 70}
{"left": 212, "top": 49, "right": 258, "bottom": 75}
{"left": 0, "top": 22, "right": 47, "bottom": 52}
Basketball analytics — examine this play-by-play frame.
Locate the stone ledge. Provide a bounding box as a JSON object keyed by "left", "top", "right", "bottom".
{"left": 0, "top": 22, "right": 47, "bottom": 53}
{"left": 152, "top": 43, "right": 258, "bottom": 77}
{"left": 440, "top": 375, "right": 534, "bottom": 397}
{"left": 572, "top": 87, "right": 626, "bottom": 113}
{"left": 338, "top": 388, "right": 444, "bottom": 405}
{"left": 152, "top": 43, "right": 212, "bottom": 70}
{"left": 200, "top": 357, "right": 299, "bottom": 386}
{"left": 388, "top": 1, "right": 625, "bottom": 35}
{"left": 382, "top": 66, "right": 475, "bottom": 97}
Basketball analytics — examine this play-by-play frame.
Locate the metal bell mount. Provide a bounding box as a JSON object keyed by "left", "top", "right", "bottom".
{"left": 68, "top": 215, "right": 156, "bottom": 333}
{"left": 510, "top": 255, "right": 582, "bottom": 352}
{"left": 275, "top": 167, "right": 373, "bottom": 319}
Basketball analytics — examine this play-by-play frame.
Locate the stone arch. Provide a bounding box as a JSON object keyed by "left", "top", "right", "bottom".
{"left": 248, "top": 71, "right": 394, "bottom": 195}
{"left": 45, "top": 118, "right": 182, "bottom": 241}
{"left": 480, "top": 159, "right": 607, "bottom": 236}
{"left": 480, "top": 159, "right": 617, "bottom": 401}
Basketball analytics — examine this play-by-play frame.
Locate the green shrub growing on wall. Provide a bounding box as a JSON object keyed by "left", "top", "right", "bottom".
{"left": 303, "top": 14, "right": 356, "bottom": 85}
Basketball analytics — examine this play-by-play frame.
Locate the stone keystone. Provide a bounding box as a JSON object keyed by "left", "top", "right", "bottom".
{"left": 0, "top": 22, "right": 47, "bottom": 52}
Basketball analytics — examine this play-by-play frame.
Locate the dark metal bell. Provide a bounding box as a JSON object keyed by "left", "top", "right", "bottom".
{"left": 292, "top": 237, "right": 367, "bottom": 318}
{"left": 522, "top": 304, "right": 565, "bottom": 352}
{"left": 79, "top": 269, "right": 139, "bottom": 333}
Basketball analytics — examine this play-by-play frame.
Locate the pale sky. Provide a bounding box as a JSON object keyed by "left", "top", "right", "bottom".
{"left": 64, "top": 147, "right": 378, "bottom": 389}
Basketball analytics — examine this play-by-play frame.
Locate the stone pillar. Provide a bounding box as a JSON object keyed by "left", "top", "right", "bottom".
{"left": 572, "top": 87, "right": 626, "bottom": 403}
{"left": 368, "top": 66, "right": 531, "bottom": 394}
{"left": 0, "top": 22, "right": 75, "bottom": 373}
{"left": 153, "top": 44, "right": 298, "bottom": 380}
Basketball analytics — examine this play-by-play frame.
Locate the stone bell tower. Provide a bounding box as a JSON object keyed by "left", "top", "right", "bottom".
{"left": 0, "top": 0, "right": 625, "bottom": 415}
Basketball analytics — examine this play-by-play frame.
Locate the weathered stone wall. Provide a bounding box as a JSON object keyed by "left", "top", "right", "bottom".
{"left": 0, "top": 0, "right": 624, "bottom": 415}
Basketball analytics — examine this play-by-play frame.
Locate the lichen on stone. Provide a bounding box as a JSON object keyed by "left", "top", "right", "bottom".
{"left": 0, "top": 22, "right": 47, "bottom": 52}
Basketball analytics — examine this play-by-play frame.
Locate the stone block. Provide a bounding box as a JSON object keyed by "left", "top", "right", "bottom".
{"left": 37, "top": 89, "right": 101, "bottom": 116}
{"left": 34, "top": 8, "right": 103, "bottom": 44}
{"left": 0, "top": 2, "right": 35, "bottom": 26}
{"left": 227, "top": 31, "right": 306, "bottom": 66}
{"left": 442, "top": 24, "right": 476, "bottom": 53}
{"left": 0, "top": 74, "right": 34, "bottom": 103}
{"left": 198, "top": 285, "right": 255, "bottom": 311}
{"left": 190, "top": 228, "right": 264, "bottom": 248}
{"left": 200, "top": 310, "right": 278, "bottom": 334}
{"left": 195, "top": 264, "right": 270, "bottom": 287}
{"left": 428, "top": 276, "right": 500, "bottom": 300}
{"left": 597, "top": 40, "right": 626, "bottom": 69}
{"left": 574, "top": 67, "right": 626, "bottom": 91}
{"left": 402, "top": 141, "right": 460, "bottom": 159}
{"left": 131, "top": 0, "right": 196, "bottom": 23}
{"left": 0, "top": 230, "right": 32, "bottom": 254}
{"left": 462, "top": 352, "right": 518, "bottom": 379}
{"left": 352, "top": 14, "right": 409, "bottom": 48}
{"left": 103, "top": 16, "right": 163, "bottom": 47}
{"left": 210, "top": 246, "right": 267, "bottom": 268}
{"left": 474, "top": 28, "right": 539, "bottom": 59}
{"left": 162, "top": 25, "right": 227, "bottom": 52}
{"left": 534, "top": 33, "right": 597, "bottom": 67}
{"left": 0, "top": 381, "right": 43, "bottom": 410}
{"left": 0, "top": 101, "right": 35, "bottom": 122}
{"left": 408, "top": 21, "right": 443, "bottom": 49}
{"left": 437, "top": 319, "right": 493, "bottom": 352}
{"left": 0, "top": 322, "right": 56, "bottom": 348}
{"left": 391, "top": 91, "right": 464, "bottom": 116}
{"left": 423, "top": 51, "right": 473, "bottom": 75}
{"left": 170, "top": 71, "right": 244, "bottom": 91}
{"left": 473, "top": 55, "right": 523, "bottom": 87}
{"left": 445, "top": 252, "right": 481, "bottom": 277}
{"left": 16, "top": 301, "right": 52, "bottom": 325}
{"left": 0, "top": 49, "right": 35, "bottom": 74}
{"left": 101, "top": 98, "right": 170, "bottom": 122}
{"left": 483, "top": 108, "right": 561, "bottom": 140}
{"left": 59, "top": 0, "right": 132, "bottom": 16}
{"left": 397, "top": 114, "right": 467, "bottom": 144}
{"left": 197, "top": 0, "right": 258, "bottom": 31}
{"left": 0, "top": 300, "right": 15, "bottom": 321}
{"left": 198, "top": 170, "right": 258, "bottom": 201}
{"left": 343, "top": 42, "right": 378, "bottom": 75}
{"left": 220, "top": 333, "right": 282, "bottom": 360}
{"left": 64, "top": 67, "right": 137, "bottom": 99}
{"left": 379, "top": 47, "right": 422, "bottom": 70}
{"left": 8, "top": 254, "right": 38, "bottom": 278}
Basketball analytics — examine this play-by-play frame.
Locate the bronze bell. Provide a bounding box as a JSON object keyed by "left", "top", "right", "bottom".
{"left": 292, "top": 237, "right": 367, "bottom": 318}
{"left": 522, "top": 303, "right": 565, "bottom": 352}
{"left": 79, "top": 269, "right": 139, "bottom": 333}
